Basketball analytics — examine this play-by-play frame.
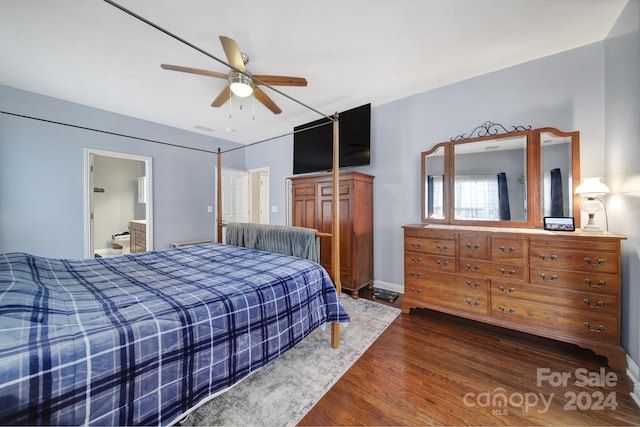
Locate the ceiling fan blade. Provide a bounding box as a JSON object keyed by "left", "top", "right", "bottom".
{"left": 253, "top": 87, "right": 282, "bottom": 114}
{"left": 211, "top": 85, "right": 232, "bottom": 107}
{"left": 219, "top": 36, "right": 246, "bottom": 72}
{"left": 160, "top": 64, "right": 227, "bottom": 79}
{"left": 251, "top": 75, "right": 307, "bottom": 87}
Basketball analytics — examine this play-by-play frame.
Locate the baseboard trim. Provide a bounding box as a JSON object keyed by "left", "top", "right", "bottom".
{"left": 628, "top": 355, "right": 640, "bottom": 409}
{"left": 373, "top": 280, "right": 403, "bottom": 294}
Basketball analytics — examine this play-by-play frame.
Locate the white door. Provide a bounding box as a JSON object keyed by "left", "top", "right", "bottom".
{"left": 221, "top": 168, "right": 249, "bottom": 224}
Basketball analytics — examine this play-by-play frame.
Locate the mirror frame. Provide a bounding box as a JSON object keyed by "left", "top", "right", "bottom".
{"left": 421, "top": 142, "right": 449, "bottom": 223}
{"left": 421, "top": 124, "right": 580, "bottom": 229}
{"left": 532, "top": 127, "right": 581, "bottom": 229}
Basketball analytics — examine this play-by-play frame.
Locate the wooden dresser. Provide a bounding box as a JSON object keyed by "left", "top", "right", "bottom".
{"left": 403, "top": 224, "right": 627, "bottom": 370}
{"left": 290, "top": 171, "right": 374, "bottom": 297}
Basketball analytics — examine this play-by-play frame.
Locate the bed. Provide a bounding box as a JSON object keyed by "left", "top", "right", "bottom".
{"left": 0, "top": 242, "right": 349, "bottom": 426}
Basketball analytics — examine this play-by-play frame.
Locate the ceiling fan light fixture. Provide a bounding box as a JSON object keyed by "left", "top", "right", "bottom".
{"left": 229, "top": 71, "right": 254, "bottom": 97}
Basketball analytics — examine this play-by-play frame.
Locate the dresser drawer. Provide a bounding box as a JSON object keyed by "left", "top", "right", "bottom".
{"left": 405, "top": 228, "right": 456, "bottom": 241}
{"left": 490, "top": 281, "right": 618, "bottom": 318}
{"left": 458, "top": 234, "right": 489, "bottom": 259}
{"left": 405, "top": 252, "right": 455, "bottom": 272}
{"left": 404, "top": 237, "right": 454, "bottom": 255}
{"left": 405, "top": 281, "right": 488, "bottom": 315}
{"left": 529, "top": 267, "right": 619, "bottom": 295}
{"left": 530, "top": 237, "right": 619, "bottom": 252}
{"left": 529, "top": 249, "right": 618, "bottom": 274}
{"left": 460, "top": 259, "right": 525, "bottom": 281}
{"left": 491, "top": 297, "right": 618, "bottom": 344}
{"left": 491, "top": 237, "right": 526, "bottom": 262}
{"left": 406, "top": 270, "right": 488, "bottom": 294}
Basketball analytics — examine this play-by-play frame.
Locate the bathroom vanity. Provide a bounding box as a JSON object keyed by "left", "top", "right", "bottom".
{"left": 129, "top": 220, "right": 147, "bottom": 253}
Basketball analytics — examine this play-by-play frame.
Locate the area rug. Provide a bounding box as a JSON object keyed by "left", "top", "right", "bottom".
{"left": 178, "top": 296, "right": 401, "bottom": 427}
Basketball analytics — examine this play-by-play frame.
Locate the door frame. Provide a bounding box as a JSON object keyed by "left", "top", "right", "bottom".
{"left": 84, "top": 148, "right": 153, "bottom": 258}
{"left": 248, "top": 167, "right": 270, "bottom": 224}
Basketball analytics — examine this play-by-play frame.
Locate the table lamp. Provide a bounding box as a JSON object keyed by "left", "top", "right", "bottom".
{"left": 575, "top": 177, "right": 609, "bottom": 233}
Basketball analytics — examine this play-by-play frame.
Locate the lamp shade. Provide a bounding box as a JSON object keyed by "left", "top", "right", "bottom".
{"left": 575, "top": 177, "right": 609, "bottom": 198}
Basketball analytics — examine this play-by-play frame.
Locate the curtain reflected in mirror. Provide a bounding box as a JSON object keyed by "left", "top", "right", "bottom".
{"left": 426, "top": 175, "right": 444, "bottom": 218}
{"left": 540, "top": 131, "right": 574, "bottom": 218}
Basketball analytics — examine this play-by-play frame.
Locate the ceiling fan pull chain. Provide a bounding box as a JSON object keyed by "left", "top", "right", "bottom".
{"left": 228, "top": 86, "right": 232, "bottom": 118}
{"left": 252, "top": 93, "right": 255, "bottom": 120}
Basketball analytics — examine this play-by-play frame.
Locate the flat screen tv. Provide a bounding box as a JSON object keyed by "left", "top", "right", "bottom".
{"left": 293, "top": 103, "right": 370, "bottom": 175}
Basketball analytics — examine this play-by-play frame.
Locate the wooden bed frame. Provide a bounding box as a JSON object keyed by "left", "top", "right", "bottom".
{"left": 216, "top": 120, "right": 343, "bottom": 348}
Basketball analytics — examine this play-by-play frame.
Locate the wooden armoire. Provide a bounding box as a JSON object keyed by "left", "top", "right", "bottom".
{"left": 290, "top": 171, "right": 374, "bottom": 297}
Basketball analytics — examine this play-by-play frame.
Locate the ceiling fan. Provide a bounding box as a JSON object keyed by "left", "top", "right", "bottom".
{"left": 161, "top": 36, "right": 307, "bottom": 114}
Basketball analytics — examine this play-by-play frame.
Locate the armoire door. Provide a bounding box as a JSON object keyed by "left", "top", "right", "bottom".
{"left": 319, "top": 181, "right": 353, "bottom": 288}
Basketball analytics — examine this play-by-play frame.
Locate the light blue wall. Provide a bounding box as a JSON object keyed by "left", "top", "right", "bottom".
{"left": 604, "top": 0, "right": 640, "bottom": 364}
{"left": 0, "top": 85, "right": 244, "bottom": 257}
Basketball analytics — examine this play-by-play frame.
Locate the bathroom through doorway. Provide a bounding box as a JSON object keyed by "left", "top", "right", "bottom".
{"left": 84, "top": 149, "right": 153, "bottom": 258}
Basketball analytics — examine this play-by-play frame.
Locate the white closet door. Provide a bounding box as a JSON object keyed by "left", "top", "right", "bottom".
{"left": 221, "top": 168, "right": 249, "bottom": 224}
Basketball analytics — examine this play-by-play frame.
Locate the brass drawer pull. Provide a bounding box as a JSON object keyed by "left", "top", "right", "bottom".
{"left": 410, "top": 241, "right": 422, "bottom": 248}
{"left": 409, "top": 271, "right": 422, "bottom": 278}
{"left": 539, "top": 273, "right": 558, "bottom": 281}
{"left": 497, "top": 285, "right": 515, "bottom": 294}
{"left": 583, "top": 299, "right": 605, "bottom": 309}
{"left": 435, "top": 259, "right": 449, "bottom": 267}
{"left": 584, "top": 278, "right": 606, "bottom": 288}
{"left": 498, "top": 306, "right": 515, "bottom": 315}
{"left": 583, "top": 322, "right": 605, "bottom": 333}
{"left": 538, "top": 254, "right": 558, "bottom": 261}
{"left": 584, "top": 257, "right": 606, "bottom": 267}
{"left": 410, "top": 256, "right": 422, "bottom": 263}
{"left": 465, "top": 263, "right": 480, "bottom": 271}
{"left": 410, "top": 287, "right": 422, "bottom": 295}
{"left": 499, "top": 268, "right": 516, "bottom": 276}
{"left": 465, "top": 243, "right": 481, "bottom": 250}
{"left": 466, "top": 280, "right": 481, "bottom": 288}
{"left": 499, "top": 246, "right": 516, "bottom": 253}
{"left": 435, "top": 244, "right": 449, "bottom": 251}
{"left": 465, "top": 298, "right": 481, "bottom": 307}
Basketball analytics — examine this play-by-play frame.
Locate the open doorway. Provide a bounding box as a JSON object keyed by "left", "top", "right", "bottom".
{"left": 84, "top": 149, "right": 153, "bottom": 258}
{"left": 248, "top": 168, "right": 270, "bottom": 224}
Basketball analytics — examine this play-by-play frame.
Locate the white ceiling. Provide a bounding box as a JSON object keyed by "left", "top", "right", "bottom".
{"left": 0, "top": 0, "right": 628, "bottom": 144}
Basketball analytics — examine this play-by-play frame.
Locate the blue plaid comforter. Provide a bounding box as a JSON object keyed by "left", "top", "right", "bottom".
{"left": 0, "top": 243, "right": 349, "bottom": 425}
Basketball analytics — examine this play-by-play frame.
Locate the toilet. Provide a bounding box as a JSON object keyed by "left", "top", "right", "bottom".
{"left": 112, "top": 234, "right": 131, "bottom": 254}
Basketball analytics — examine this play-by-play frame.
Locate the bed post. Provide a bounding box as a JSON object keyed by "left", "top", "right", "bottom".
{"left": 217, "top": 148, "right": 223, "bottom": 243}
{"left": 331, "top": 116, "right": 341, "bottom": 349}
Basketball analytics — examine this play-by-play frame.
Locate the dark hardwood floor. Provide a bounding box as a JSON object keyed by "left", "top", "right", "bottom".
{"left": 299, "top": 288, "right": 640, "bottom": 426}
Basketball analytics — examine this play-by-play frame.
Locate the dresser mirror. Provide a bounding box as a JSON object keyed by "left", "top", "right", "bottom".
{"left": 535, "top": 127, "right": 581, "bottom": 228}
{"left": 452, "top": 132, "right": 532, "bottom": 225}
{"left": 422, "top": 122, "right": 581, "bottom": 228}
